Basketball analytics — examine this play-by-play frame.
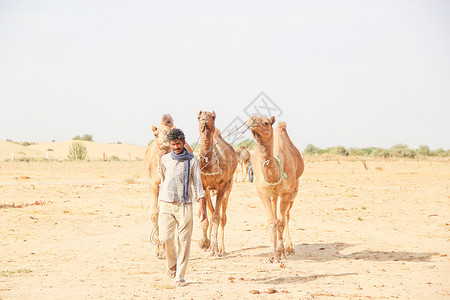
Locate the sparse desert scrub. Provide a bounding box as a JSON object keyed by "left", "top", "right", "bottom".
{"left": 67, "top": 142, "right": 87, "bottom": 160}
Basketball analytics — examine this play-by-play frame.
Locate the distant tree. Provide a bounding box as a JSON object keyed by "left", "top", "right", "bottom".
{"left": 73, "top": 134, "right": 93, "bottom": 142}
{"left": 391, "top": 144, "right": 409, "bottom": 150}
{"left": 430, "top": 148, "right": 449, "bottom": 157}
{"left": 326, "top": 146, "right": 349, "bottom": 156}
{"left": 81, "top": 134, "right": 93, "bottom": 142}
{"left": 417, "top": 145, "right": 430, "bottom": 156}
{"left": 348, "top": 148, "right": 366, "bottom": 156}
{"left": 304, "top": 144, "right": 321, "bottom": 155}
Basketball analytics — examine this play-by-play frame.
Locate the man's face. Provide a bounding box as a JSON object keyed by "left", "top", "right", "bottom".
{"left": 170, "top": 140, "right": 185, "bottom": 154}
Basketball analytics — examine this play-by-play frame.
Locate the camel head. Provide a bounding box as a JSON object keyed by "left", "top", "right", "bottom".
{"left": 247, "top": 115, "right": 276, "bottom": 143}
{"left": 161, "top": 114, "right": 174, "bottom": 128}
{"left": 151, "top": 124, "right": 173, "bottom": 154}
{"left": 198, "top": 110, "right": 216, "bottom": 137}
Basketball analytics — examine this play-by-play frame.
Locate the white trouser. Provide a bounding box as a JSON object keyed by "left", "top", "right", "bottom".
{"left": 158, "top": 201, "right": 193, "bottom": 281}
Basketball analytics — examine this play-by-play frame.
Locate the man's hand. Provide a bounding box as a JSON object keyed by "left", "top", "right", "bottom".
{"left": 198, "top": 197, "right": 207, "bottom": 222}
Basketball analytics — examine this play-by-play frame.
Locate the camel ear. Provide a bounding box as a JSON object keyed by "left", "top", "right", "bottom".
{"left": 270, "top": 116, "right": 276, "bottom": 125}
{"left": 198, "top": 110, "right": 202, "bottom": 120}
{"left": 152, "top": 125, "right": 157, "bottom": 133}
{"left": 212, "top": 110, "right": 216, "bottom": 119}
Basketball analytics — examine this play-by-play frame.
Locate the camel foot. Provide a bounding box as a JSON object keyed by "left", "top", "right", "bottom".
{"left": 210, "top": 241, "right": 219, "bottom": 256}
{"left": 285, "top": 245, "right": 295, "bottom": 256}
{"left": 156, "top": 251, "right": 166, "bottom": 260}
{"left": 199, "top": 237, "right": 211, "bottom": 250}
{"left": 266, "top": 253, "right": 279, "bottom": 263}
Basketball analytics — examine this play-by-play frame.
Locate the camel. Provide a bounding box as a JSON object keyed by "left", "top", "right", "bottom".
{"left": 197, "top": 110, "right": 238, "bottom": 256}
{"left": 144, "top": 114, "right": 192, "bottom": 258}
{"left": 247, "top": 115, "right": 304, "bottom": 262}
{"left": 234, "top": 146, "right": 251, "bottom": 182}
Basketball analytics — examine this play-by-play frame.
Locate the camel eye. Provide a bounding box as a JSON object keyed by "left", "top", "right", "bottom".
{"left": 264, "top": 122, "right": 269, "bottom": 126}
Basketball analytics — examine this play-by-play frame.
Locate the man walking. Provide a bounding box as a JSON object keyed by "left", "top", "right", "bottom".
{"left": 158, "top": 128, "right": 206, "bottom": 286}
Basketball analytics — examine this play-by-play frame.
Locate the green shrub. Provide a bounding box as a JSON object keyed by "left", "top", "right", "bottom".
{"left": 72, "top": 134, "right": 93, "bottom": 142}
{"left": 304, "top": 144, "right": 321, "bottom": 155}
{"left": 417, "top": 145, "right": 430, "bottom": 156}
{"left": 390, "top": 144, "right": 416, "bottom": 158}
{"left": 348, "top": 148, "right": 366, "bottom": 156}
{"left": 430, "top": 148, "right": 450, "bottom": 157}
{"left": 67, "top": 142, "right": 87, "bottom": 160}
{"left": 375, "top": 149, "right": 391, "bottom": 158}
{"left": 325, "top": 146, "right": 349, "bottom": 156}
{"left": 237, "top": 139, "right": 256, "bottom": 149}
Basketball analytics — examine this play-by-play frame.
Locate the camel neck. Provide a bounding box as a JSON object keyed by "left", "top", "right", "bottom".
{"left": 200, "top": 132, "right": 214, "bottom": 159}
{"left": 256, "top": 137, "right": 274, "bottom": 162}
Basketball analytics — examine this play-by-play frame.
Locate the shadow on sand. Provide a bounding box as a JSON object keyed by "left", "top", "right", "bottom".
{"left": 250, "top": 272, "right": 359, "bottom": 285}
{"left": 251, "top": 242, "right": 439, "bottom": 262}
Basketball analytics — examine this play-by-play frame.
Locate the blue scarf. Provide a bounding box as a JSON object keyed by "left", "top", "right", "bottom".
{"left": 171, "top": 148, "right": 194, "bottom": 202}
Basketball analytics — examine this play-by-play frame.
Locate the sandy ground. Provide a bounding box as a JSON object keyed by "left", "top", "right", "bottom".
{"left": 1, "top": 154, "right": 449, "bottom": 299}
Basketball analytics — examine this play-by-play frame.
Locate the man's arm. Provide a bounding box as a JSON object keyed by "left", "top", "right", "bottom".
{"left": 191, "top": 158, "right": 206, "bottom": 221}
{"left": 198, "top": 197, "right": 207, "bottom": 222}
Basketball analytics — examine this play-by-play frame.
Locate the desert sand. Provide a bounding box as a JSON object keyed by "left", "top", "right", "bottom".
{"left": 0, "top": 141, "right": 449, "bottom": 299}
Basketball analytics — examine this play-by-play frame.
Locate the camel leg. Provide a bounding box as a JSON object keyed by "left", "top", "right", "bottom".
{"left": 199, "top": 188, "right": 211, "bottom": 251}
{"left": 241, "top": 162, "right": 245, "bottom": 182}
{"left": 206, "top": 190, "right": 216, "bottom": 244}
{"left": 257, "top": 190, "right": 277, "bottom": 262}
{"left": 210, "top": 188, "right": 225, "bottom": 256}
{"left": 149, "top": 181, "right": 165, "bottom": 259}
{"left": 283, "top": 189, "right": 298, "bottom": 256}
{"left": 279, "top": 192, "right": 297, "bottom": 259}
{"left": 219, "top": 182, "right": 232, "bottom": 255}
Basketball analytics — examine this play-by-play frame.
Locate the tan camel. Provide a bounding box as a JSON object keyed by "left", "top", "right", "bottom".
{"left": 247, "top": 115, "right": 304, "bottom": 262}
{"left": 197, "top": 110, "right": 238, "bottom": 256}
{"left": 144, "top": 114, "right": 192, "bottom": 258}
{"left": 234, "top": 146, "right": 251, "bottom": 182}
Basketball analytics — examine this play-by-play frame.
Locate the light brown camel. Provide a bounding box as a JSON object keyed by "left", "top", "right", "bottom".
{"left": 197, "top": 110, "right": 238, "bottom": 256}
{"left": 144, "top": 114, "right": 192, "bottom": 258}
{"left": 234, "top": 146, "right": 251, "bottom": 182}
{"left": 247, "top": 115, "right": 304, "bottom": 262}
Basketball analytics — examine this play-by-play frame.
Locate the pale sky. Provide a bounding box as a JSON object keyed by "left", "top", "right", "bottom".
{"left": 1, "top": 0, "right": 449, "bottom": 150}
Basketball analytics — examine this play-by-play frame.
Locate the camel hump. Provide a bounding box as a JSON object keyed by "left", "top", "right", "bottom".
{"left": 277, "top": 121, "right": 287, "bottom": 130}
{"left": 161, "top": 114, "right": 174, "bottom": 127}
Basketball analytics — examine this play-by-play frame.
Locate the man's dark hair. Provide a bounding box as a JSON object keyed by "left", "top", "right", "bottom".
{"left": 167, "top": 128, "right": 185, "bottom": 142}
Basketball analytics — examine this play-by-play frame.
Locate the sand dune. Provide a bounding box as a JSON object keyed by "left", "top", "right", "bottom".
{"left": 0, "top": 140, "right": 147, "bottom": 161}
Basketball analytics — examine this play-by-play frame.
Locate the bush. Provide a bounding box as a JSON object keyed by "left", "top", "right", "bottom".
{"left": 304, "top": 144, "right": 321, "bottom": 155}
{"left": 430, "top": 148, "right": 450, "bottom": 157}
{"left": 361, "top": 147, "right": 378, "bottom": 156}
{"left": 348, "top": 148, "right": 366, "bottom": 156}
{"left": 327, "top": 146, "right": 349, "bottom": 156}
{"left": 237, "top": 139, "right": 256, "bottom": 149}
{"left": 73, "top": 134, "right": 93, "bottom": 142}
{"left": 390, "top": 144, "right": 416, "bottom": 158}
{"left": 417, "top": 145, "right": 430, "bottom": 156}
{"left": 67, "top": 142, "right": 87, "bottom": 160}
{"left": 375, "top": 149, "right": 391, "bottom": 159}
